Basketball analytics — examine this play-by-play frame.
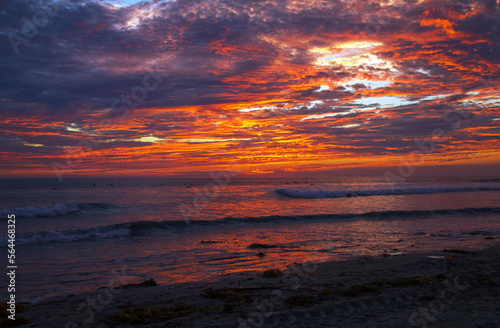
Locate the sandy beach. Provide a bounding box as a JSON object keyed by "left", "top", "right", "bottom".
{"left": 4, "top": 243, "right": 499, "bottom": 328}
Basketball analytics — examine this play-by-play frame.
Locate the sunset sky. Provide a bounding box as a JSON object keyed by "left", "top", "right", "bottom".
{"left": 0, "top": 0, "right": 499, "bottom": 178}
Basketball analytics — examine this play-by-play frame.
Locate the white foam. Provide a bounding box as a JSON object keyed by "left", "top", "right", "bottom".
{"left": 0, "top": 202, "right": 80, "bottom": 218}
{"left": 1, "top": 226, "right": 131, "bottom": 246}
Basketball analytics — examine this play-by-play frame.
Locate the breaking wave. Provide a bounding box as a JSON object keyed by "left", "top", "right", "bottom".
{"left": 2, "top": 207, "right": 499, "bottom": 246}
{"left": 0, "top": 202, "right": 121, "bottom": 219}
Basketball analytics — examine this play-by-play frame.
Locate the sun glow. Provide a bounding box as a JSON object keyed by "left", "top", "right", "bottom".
{"left": 310, "top": 41, "right": 395, "bottom": 72}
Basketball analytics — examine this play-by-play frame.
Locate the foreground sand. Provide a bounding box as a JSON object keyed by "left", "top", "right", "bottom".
{"left": 7, "top": 244, "right": 500, "bottom": 328}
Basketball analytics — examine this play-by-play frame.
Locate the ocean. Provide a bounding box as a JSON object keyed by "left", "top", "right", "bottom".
{"left": 1, "top": 176, "right": 499, "bottom": 302}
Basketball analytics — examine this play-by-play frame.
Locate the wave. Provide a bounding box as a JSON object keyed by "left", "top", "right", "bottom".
{"left": 276, "top": 185, "right": 500, "bottom": 198}
{"left": 0, "top": 202, "right": 80, "bottom": 219}
{"left": 10, "top": 226, "right": 132, "bottom": 246}
{"left": 2, "top": 207, "right": 499, "bottom": 247}
{"left": 0, "top": 202, "right": 121, "bottom": 219}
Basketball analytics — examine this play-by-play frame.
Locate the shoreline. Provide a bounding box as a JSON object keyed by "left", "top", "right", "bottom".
{"left": 4, "top": 243, "right": 500, "bottom": 328}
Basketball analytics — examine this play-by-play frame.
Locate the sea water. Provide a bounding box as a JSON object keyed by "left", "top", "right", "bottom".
{"left": 0, "top": 176, "right": 499, "bottom": 301}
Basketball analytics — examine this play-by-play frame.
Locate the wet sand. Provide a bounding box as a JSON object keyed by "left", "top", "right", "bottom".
{"left": 6, "top": 243, "right": 500, "bottom": 328}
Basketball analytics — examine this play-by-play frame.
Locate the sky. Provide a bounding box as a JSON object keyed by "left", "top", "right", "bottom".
{"left": 0, "top": 0, "right": 499, "bottom": 178}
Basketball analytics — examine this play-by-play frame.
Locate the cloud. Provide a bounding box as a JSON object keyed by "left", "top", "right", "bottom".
{"left": 0, "top": 0, "right": 499, "bottom": 176}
